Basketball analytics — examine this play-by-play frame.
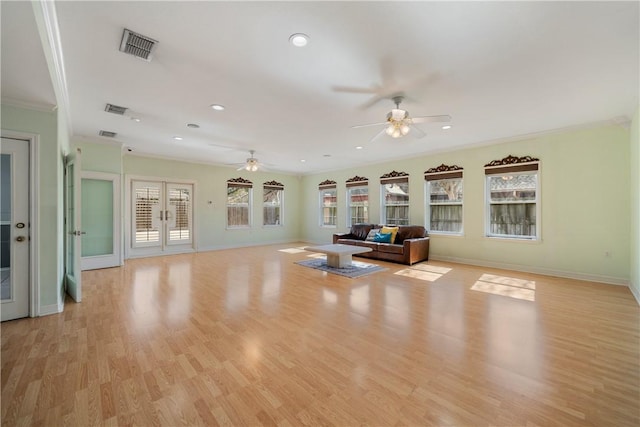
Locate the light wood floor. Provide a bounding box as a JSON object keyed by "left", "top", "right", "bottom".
{"left": 2, "top": 243, "right": 639, "bottom": 426}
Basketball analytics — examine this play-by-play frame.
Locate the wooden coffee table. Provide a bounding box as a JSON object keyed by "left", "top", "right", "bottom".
{"left": 305, "top": 244, "right": 373, "bottom": 268}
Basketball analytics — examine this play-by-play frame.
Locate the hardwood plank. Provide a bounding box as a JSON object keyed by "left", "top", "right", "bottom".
{"left": 1, "top": 243, "right": 638, "bottom": 426}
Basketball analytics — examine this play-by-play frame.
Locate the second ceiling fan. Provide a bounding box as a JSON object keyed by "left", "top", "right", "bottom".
{"left": 352, "top": 96, "right": 451, "bottom": 141}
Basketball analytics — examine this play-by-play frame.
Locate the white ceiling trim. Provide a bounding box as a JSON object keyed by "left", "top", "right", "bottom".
{"left": 1, "top": 97, "right": 56, "bottom": 113}
{"left": 31, "top": 0, "right": 72, "bottom": 137}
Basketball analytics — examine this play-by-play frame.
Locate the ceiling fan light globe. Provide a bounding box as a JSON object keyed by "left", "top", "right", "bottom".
{"left": 385, "top": 125, "right": 395, "bottom": 136}
{"left": 391, "top": 128, "right": 402, "bottom": 138}
{"left": 400, "top": 124, "right": 410, "bottom": 135}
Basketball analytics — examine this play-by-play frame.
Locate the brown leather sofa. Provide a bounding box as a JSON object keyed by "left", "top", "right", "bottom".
{"left": 333, "top": 224, "right": 429, "bottom": 265}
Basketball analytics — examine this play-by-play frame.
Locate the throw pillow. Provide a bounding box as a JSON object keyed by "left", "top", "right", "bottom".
{"left": 381, "top": 226, "right": 399, "bottom": 244}
{"left": 365, "top": 228, "right": 380, "bottom": 241}
{"left": 373, "top": 232, "right": 392, "bottom": 243}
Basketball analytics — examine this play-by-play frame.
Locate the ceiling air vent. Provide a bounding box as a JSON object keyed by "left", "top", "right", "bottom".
{"left": 104, "top": 103, "right": 128, "bottom": 115}
{"left": 99, "top": 130, "right": 117, "bottom": 138}
{"left": 119, "top": 29, "right": 158, "bottom": 61}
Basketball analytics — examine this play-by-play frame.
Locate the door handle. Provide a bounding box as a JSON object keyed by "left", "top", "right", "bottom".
{"left": 16, "top": 222, "right": 25, "bottom": 229}
{"left": 16, "top": 236, "right": 26, "bottom": 242}
{"left": 160, "top": 211, "right": 164, "bottom": 221}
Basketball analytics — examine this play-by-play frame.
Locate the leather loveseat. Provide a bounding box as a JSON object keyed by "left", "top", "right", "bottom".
{"left": 333, "top": 224, "right": 429, "bottom": 265}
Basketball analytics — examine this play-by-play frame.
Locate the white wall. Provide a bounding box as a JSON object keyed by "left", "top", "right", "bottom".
{"left": 301, "top": 123, "right": 631, "bottom": 284}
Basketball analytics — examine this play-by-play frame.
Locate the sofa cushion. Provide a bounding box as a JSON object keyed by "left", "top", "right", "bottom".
{"left": 377, "top": 243, "right": 404, "bottom": 255}
{"left": 381, "top": 226, "right": 399, "bottom": 244}
{"left": 395, "top": 226, "right": 427, "bottom": 244}
{"left": 337, "top": 238, "right": 362, "bottom": 245}
{"left": 351, "top": 224, "right": 375, "bottom": 240}
{"left": 373, "top": 232, "right": 392, "bottom": 243}
{"left": 365, "top": 228, "right": 380, "bottom": 241}
{"left": 357, "top": 241, "right": 379, "bottom": 251}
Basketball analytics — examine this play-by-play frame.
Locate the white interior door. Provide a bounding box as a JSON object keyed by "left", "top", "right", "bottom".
{"left": 129, "top": 179, "right": 193, "bottom": 257}
{"left": 81, "top": 172, "right": 121, "bottom": 270}
{"left": 65, "top": 148, "right": 82, "bottom": 302}
{"left": 1, "top": 137, "right": 30, "bottom": 321}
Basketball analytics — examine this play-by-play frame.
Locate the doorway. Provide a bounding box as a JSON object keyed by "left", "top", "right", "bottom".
{"left": 1, "top": 137, "right": 30, "bottom": 321}
{"left": 127, "top": 179, "right": 194, "bottom": 258}
{"left": 81, "top": 172, "right": 122, "bottom": 270}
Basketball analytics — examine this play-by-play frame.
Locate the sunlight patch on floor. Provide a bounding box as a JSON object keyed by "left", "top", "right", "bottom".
{"left": 394, "top": 264, "right": 452, "bottom": 282}
{"left": 278, "top": 247, "right": 308, "bottom": 254}
{"left": 471, "top": 274, "right": 536, "bottom": 301}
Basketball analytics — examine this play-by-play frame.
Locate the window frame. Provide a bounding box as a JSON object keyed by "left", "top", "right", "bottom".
{"left": 319, "top": 187, "right": 338, "bottom": 228}
{"left": 380, "top": 172, "right": 410, "bottom": 226}
{"left": 226, "top": 179, "right": 253, "bottom": 229}
{"left": 263, "top": 183, "right": 284, "bottom": 227}
{"left": 346, "top": 181, "right": 369, "bottom": 227}
{"left": 425, "top": 176, "right": 464, "bottom": 236}
{"left": 484, "top": 157, "right": 540, "bottom": 241}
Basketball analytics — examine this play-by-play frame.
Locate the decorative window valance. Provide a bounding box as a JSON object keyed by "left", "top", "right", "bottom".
{"left": 263, "top": 180, "right": 284, "bottom": 190}
{"left": 346, "top": 175, "right": 368, "bottom": 188}
{"left": 484, "top": 155, "right": 539, "bottom": 175}
{"left": 380, "top": 170, "right": 409, "bottom": 184}
{"left": 227, "top": 177, "right": 253, "bottom": 187}
{"left": 318, "top": 179, "right": 337, "bottom": 189}
{"left": 424, "top": 164, "right": 463, "bottom": 181}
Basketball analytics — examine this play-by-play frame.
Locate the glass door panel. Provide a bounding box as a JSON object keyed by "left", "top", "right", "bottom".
{"left": 81, "top": 178, "right": 113, "bottom": 256}
{"left": 167, "top": 184, "right": 192, "bottom": 245}
{"left": 133, "top": 181, "right": 163, "bottom": 248}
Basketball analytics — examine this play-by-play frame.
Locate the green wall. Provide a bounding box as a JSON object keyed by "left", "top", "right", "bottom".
{"left": 124, "top": 154, "right": 301, "bottom": 251}
{"left": 630, "top": 107, "right": 640, "bottom": 302}
{"left": 73, "top": 140, "right": 123, "bottom": 174}
{"left": 1, "top": 104, "right": 62, "bottom": 310}
{"left": 301, "top": 123, "right": 631, "bottom": 284}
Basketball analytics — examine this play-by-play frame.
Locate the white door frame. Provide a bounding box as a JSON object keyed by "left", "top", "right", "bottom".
{"left": 1, "top": 130, "right": 40, "bottom": 317}
{"left": 124, "top": 174, "right": 197, "bottom": 259}
{"left": 80, "top": 171, "right": 122, "bottom": 270}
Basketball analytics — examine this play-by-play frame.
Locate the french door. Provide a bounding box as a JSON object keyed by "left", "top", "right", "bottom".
{"left": 129, "top": 180, "right": 194, "bottom": 257}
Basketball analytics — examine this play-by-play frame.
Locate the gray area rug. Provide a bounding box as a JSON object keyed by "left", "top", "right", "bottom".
{"left": 295, "top": 258, "right": 386, "bottom": 278}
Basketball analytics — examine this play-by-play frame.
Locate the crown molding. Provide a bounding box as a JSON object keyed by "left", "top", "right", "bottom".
{"left": 31, "top": 0, "right": 72, "bottom": 136}
{"left": 1, "top": 97, "right": 56, "bottom": 113}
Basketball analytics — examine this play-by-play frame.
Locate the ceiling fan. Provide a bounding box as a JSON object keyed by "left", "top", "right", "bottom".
{"left": 352, "top": 96, "right": 451, "bottom": 141}
{"left": 236, "top": 150, "right": 264, "bottom": 172}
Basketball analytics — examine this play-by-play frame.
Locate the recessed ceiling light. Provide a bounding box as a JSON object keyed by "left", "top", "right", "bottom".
{"left": 442, "top": 125, "right": 452, "bottom": 130}
{"left": 210, "top": 104, "right": 225, "bottom": 111}
{"left": 289, "top": 33, "right": 309, "bottom": 47}
{"left": 173, "top": 136, "right": 183, "bottom": 141}
{"left": 130, "top": 117, "right": 141, "bottom": 122}
{"left": 300, "top": 159, "right": 306, "bottom": 163}
{"left": 186, "top": 123, "right": 200, "bottom": 128}
{"left": 356, "top": 146, "right": 363, "bottom": 150}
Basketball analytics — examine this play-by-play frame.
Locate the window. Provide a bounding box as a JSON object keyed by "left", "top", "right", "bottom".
{"left": 227, "top": 178, "right": 253, "bottom": 228}
{"left": 380, "top": 171, "right": 409, "bottom": 225}
{"left": 346, "top": 176, "right": 368, "bottom": 227}
{"left": 319, "top": 180, "right": 337, "bottom": 227}
{"left": 425, "top": 165, "right": 463, "bottom": 234}
{"left": 485, "top": 155, "right": 540, "bottom": 239}
{"left": 263, "top": 181, "right": 284, "bottom": 226}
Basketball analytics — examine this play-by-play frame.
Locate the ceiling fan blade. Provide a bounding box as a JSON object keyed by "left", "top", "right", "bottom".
{"left": 409, "top": 124, "right": 426, "bottom": 139}
{"left": 351, "top": 122, "right": 388, "bottom": 129}
{"left": 410, "top": 115, "right": 452, "bottom": 124}
{"left": 331, "top": 85, "right": 380, "bottom": 94}
{"left": 236, "top": 165, "right": 246, "bottom": 171}
{"left": 370, "top": 128, "right": 387, "bottom": 143}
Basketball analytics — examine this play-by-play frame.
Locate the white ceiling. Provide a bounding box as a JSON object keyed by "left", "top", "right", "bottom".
{"left": 3, "top": 1, "right": 638, "bottom": 174}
